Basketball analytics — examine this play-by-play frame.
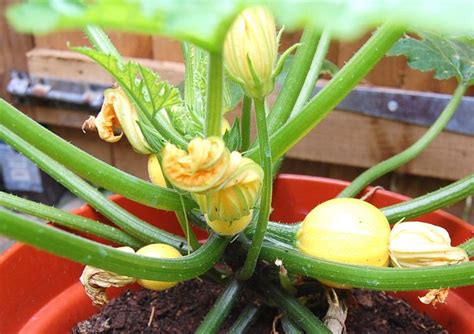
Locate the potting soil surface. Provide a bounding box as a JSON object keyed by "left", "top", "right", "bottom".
{"left": 73, "top": 279, "right": 446, "bottom": 333}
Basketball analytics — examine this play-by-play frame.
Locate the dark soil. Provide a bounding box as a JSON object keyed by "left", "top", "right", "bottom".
{"left": 73, "top": 279, "right": 446, "bottom": 334}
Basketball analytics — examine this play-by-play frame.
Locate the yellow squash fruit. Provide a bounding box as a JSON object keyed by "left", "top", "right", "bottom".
{"left": 206, "top": 210, "right": 253, "bottom": 236}
{"left": 147, "top": 154, "right": 167, "bottom": 187}
{"left": 136, "top": 244, "right": 183, "bottom": 291}
{"left": 297, "top": 198, "right": 391, "bottom": 288}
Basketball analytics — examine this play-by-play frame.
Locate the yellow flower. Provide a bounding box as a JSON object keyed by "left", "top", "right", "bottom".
{"left": 224, "top": 6, "right": 277, "bottom": 98}
{"left": 161, "top": 136, "right": 230, "bottom": 192}
{"left": 88, "top": 87, "right": 151, "bottom": 154}
{"left": 162, "top": 137, "right": 263, "bottom": 231}
{"left": 147, "top": 154, "right": 167, "bottom": 187}
{"left": 389, "top": 221, "right": 468, "bottom": 268}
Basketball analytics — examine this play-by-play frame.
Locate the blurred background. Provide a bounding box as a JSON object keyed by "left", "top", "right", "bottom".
{"left": 1, "top": 2, "right": 473, "bottom": 252}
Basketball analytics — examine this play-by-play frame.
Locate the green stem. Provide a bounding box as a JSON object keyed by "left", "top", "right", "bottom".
{"left": 281, "top": 315, "right": 304, "bottom": 334}
{"left": 382, "top": 174, "right": 474, "bottom": 223}
{"left": 259, "top": 242, "right": 474, "bottom": 290}
{"left": 339, "top": 83, "right": 468, "bottom": 198}
{"left": 0, "top": 209, "right": 229, "bottom": 281}
{"left": 267, "top": 27, "right": 320, "bottom": 133}
{"left": 460, "top": 238, "right": 474, "bottom": 257}
{"left": 0, "top": 125, "right": 185, "bottom": 248}
{"left": 247, "top": 23, "right": 405, "bottom": 162}
{"left": 176, "top": 196, "right": 201, "bottom": 251}
{"left": 290, "top": 29, "right": 331, "bottom": 117}
{"left": 196, "top": 279, "right": 242, "bottom": 334}
{"left": 83, "top": 25, "right": 121, "bottom": 59}
{"left": 206, "top": 52, "right": 224, "bottom": 137}
{"left": 0, "top": 192, "right": 143, "bottom": 249}
{"left": 227, "top": 304, "right": 261, "bottom": 334}
{"left": 241, "top": 95, "right": 252, "bottom": 151}
{"left": 239, "top": 98, "right": 272, "bottom": 280}
{"left": 259, "top": 280, "right": 330, "bottom": 333}
{"left": 0, "top": 99, "right": 192, "bottom": 211}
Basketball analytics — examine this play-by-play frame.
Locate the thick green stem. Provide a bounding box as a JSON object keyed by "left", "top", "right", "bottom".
{"left": 239, "top": 98, "right": 272, "bottom": 280}
{"left": 241, "top": 95, "right": 252, "bottom": 151}
{"left": 196, "top": 279, "right": 242, "bottom": 334}
{"left": 0, "top": 192, "right": 143, "bottom": 249}
{"left": 0, "top": 100, "right": 192, "bottom": 211}
{"left": 228, "top": 304, "right": 261, "bottom": 334}
{"left": 259, "top": 280, "right": 330, "bottom": 333}
{"left": 382, "top": 174, "right": 474, "bottom": 223}
{"left": 0, "top": 209, "right": 228, "bottom": 281}
{"left": 247, "top": 23, "right": 405, "bottom": 162}
{"left": 206, "top": 52, "right": 224, "bottom": 137}
{"left": 339, "top": 83, "right": 468, "bottom": 198}
{"left": 0, "top": 125, "right": 185, "bottom": 248}
{"left": 83, "top": 25, "right": 121, "bottom": 59}
{"left": 259, "top": 242, "right": 474, "bottom": 290}
{"left": 291, "top": 29, "right": 332, "bottom": 117}
{"left": 281, "top": 315, "right": 304, "bottom": 334}
{"left": 267, "top": 27, "right": 320, "bottom": 133}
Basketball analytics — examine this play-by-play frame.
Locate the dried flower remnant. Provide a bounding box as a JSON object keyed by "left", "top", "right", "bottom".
{"left": 83, "top": 87, "right": 151, "bottom": 154}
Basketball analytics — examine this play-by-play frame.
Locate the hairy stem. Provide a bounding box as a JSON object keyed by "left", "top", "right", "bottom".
{"left": 247, "top": 23, "right": 405, "bottom": 162}
{"left": 206, "top": 52, "right": 224, "bottom": 137}
{"left": 0, "top": 125, "right": 185, "bottom": 248}
{"left": 339, "top": 83, "right": 468, "bottom": 198}
{"left": 290, "top": 29, "right": 332, "bottom": 117}
{"left": 228, "top": 304, "right": 261, "bottom": 334}
{"left": 83, "top": 25, "right": 121, "bottom": 59}
{"left": 196, "top": 279, "right": 242, "bottom": 334}
{"left": 239, "top": 97, "right": 272, "bottom": 280}
{"left": 0, "top": 192, "right": 143, "bottom": 249}
{"left": 382, "top": 174, "right": 474, "bottom": 223}
{"left": 0, "top": 209, "right": 229, "bottom": 281}
{"left": 259, "top": 280, "right": 330, "bottom": 333}
{"left": 267, "top": 27, "right": 320, "bottom": 133}
{"left": 0, "top": 100, "right": 192, "bottom": 211}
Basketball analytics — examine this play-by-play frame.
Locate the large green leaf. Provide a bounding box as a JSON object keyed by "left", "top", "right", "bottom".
{"left": 7, "top": 0, "right": 474, "bottom": 52}
{"left": 388, "top": 32, "right": 474, "bottom": 83}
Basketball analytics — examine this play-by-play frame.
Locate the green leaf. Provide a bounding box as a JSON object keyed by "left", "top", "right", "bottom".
{"left": 165, "top": 105, "right": 203, "bottom": 140}
{"left": 388, "top": 32, "right": 474, "bottom": 83}
{"left": 74, "top": 47, "right": 187, "bottom": 147}
{"left": 223, "top": 118, "right": 241, "bottom": 151}
{"left": 7, "top": 1, "right": 474, "bottom": 52}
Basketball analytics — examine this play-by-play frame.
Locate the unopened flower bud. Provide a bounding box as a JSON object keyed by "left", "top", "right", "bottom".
{"left": 224, "top": 6, "right": 277, "bottom": 98}
{"left": 86, "top": 87, "right": 151, "bottom": 154}
{"left": 389, "top": 221, "right": 468, "bottom": 268}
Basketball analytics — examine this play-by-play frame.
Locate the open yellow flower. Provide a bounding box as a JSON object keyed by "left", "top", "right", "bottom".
{"left": 85, "top": 87, "right": 151, "bottom": 154}
{"left": 162, "top": 137, "right": 263, "bottom": 232}
{"left": 161, "top": 136, "right": 230, "bottom": 192}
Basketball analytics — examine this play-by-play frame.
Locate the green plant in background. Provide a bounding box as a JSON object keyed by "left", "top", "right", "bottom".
{"left": 1, "top": 1, "right": 474, "bottom": 332}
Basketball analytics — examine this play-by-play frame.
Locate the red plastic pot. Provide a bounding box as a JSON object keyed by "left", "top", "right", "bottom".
{"left": 0, "top": 174, "right": 472, "bottom": 333}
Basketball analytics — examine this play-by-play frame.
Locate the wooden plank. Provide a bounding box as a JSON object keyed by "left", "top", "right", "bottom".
{"left": 286, "top": 110, "right": 474, "bottom": 181}
{"left": 152, "top": 36, "right": 183, "bottom": 62}
{"left": 111, "top": 139, "right": 148, "bottom": 179}
{"left": 34, "top": 31, "right": 153, "bottom": 58}
{"left": 0, "top": 0, "right": 35, "bottom": 116}
{"left": 27, "top": 48, "right": 185, "bottom": 85}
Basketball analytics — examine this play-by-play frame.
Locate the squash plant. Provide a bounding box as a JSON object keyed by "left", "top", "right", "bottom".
{"left": 1, "top": 1, "right": 474, "bottom": 332}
